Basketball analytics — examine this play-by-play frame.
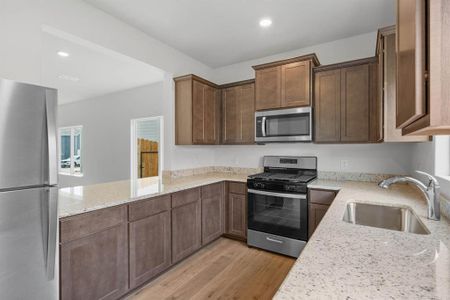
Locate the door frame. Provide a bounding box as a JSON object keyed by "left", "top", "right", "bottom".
{"left": 130, "top": 116, "right": 164, "bottom": 181}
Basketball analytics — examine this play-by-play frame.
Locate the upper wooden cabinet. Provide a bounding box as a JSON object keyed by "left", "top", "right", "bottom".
{"left": 376, "top": 26, "right": 429, "bottom": 142}
{"left": 174, "top": 75, "right": 221, "bottom": 145}
{"left": 253, "top": 54, "right": 320, "bottom": 111}
{"left": 281, "top": 61, "right": 312, "bottom": 107}
{"left": 222, "top": 80, "right": 255, "bottom": 144}
{"left": 254, "top": 66, "right": 281, "bottom": 110}
{"left": 314, "top": 69, "right": 341, "bottom": 142}
{"left": 396, "top": 0, "right": 450, "bottom": 135}
{"left": 314, "top": 58, "right": 381, "bottom": 143}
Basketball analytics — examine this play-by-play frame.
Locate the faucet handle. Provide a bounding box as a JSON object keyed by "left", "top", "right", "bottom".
{"left": 415, "top": 170, "right": 440, "bottom": 188}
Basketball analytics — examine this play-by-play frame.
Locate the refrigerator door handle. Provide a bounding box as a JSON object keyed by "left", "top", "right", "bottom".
{"left": 44, "top": 188, "right": 58, "bottom": 280}
{"left": 45, "top": 90, "right": 58, "bottom": 186}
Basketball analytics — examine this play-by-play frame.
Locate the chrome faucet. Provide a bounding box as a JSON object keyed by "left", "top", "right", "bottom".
{"left": 378, "top": 171, "right": 440, "bottom": 221}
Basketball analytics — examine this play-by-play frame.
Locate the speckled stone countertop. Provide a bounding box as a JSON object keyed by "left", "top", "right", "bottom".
{"left": 307, "top": 179, "right": 344, "bottom": 191}
{"left": 275, "top": 181, "right": 450, "bottom": 300}
{"left": 58, "top": 173, "right": 247, "bottom": 218}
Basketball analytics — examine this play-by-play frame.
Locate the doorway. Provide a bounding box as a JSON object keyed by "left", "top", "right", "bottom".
{"left": 131, "top": 116, "right": 164, "bottom": 180}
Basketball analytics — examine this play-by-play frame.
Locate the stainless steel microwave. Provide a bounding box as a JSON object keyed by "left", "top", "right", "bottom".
{"left": 255, "top": 107, "right": 312, "bottom": 143}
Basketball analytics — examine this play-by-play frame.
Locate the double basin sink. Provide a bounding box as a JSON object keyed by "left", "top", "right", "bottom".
{"left": 343, "top": 202, "right": 430, "bottom": 235}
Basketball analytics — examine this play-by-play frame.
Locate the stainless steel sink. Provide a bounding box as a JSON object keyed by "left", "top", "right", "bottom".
{"left": 343, "top": 202, "right": 430, "bottom": 235}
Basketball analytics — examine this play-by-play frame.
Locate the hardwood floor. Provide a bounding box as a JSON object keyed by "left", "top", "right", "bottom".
{"left": 126, "top": 238, "right": 295, "bottom": 300}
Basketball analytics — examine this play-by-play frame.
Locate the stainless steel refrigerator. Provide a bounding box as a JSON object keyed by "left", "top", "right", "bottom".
{"left": 0, "top": 78, "right": 58, "bottom": 299}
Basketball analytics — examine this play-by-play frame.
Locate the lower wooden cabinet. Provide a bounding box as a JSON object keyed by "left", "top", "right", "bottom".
{"left": 226, "top": 182, "right": 247, "bottom": 239}
{"left": 308, "top": 189, "right": 337, "bottom": 238}
{"left": 171, "top": 188, "right": 202, "bottom": 263}
{"left": 60, "top": 181, "right": 247, "bottom": 300}
{"left": 129, "top": 210, "right": 171, "bottom": 289}
{"left": 60, "top": 209, "right": 128, "bottom": 300}
{"left": 201, "top": 182, "right": 225, "bottom": 245}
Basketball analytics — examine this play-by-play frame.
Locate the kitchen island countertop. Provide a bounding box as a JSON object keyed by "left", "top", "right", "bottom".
{"left": 58, "top": 173, "right": 248, "bottom": 218}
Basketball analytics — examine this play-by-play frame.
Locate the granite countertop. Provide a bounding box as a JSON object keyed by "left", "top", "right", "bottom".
{"left": 275, "top": 181, "right": 450, "bottom": 300}
{"left": 58, "top": 173, "right": 247, "bottom": 218}
{"left": 307, "top": 179, "right": 345, "bottom": 191}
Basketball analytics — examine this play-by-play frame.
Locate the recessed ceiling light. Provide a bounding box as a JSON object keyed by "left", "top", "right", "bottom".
{"left": 259, "top": 18, "right": 272, "bottom": 28}
{"left": 57, "top": 51, "right": 70, "bottom": 57}
{"left": 58, "top": 74, "right": 80, "bottom": 82}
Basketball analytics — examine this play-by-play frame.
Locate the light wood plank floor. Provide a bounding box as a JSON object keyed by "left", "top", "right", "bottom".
{"left": 126, "top": 238, "right": 295, "bottom": 300}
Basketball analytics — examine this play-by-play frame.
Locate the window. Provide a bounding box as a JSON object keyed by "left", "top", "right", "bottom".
{"left": 59, "top": 126, "right": 83, "bottom": 176}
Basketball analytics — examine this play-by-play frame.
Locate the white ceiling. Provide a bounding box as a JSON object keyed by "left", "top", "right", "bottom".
{"left": 42, "top": 31, "right": 165, "bottom": 104}
{"left": 84, "top": 0, "right": 395, "bottom": 68}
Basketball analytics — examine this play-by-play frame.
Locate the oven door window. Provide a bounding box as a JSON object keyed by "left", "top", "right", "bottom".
{"left": 248, "top": 191, "right": 308, "bottom": 240}
{"left": 266, "top": 113, "right": 310, "bottom": 137}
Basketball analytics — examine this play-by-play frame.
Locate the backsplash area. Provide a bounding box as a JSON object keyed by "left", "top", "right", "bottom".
{"left": 163, "top": 166, "right": 397, "bottom": 183}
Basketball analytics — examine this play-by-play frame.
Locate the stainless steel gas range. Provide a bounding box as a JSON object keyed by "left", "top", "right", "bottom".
{"left": 247, "top": 156, "right": 317, "bottom": 257}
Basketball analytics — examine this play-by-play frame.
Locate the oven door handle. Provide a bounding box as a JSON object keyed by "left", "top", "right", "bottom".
{"left": 248, "top": 189, "right": 306, "bottom": 199}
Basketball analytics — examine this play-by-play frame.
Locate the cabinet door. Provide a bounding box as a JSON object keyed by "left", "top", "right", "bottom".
{"left": 203, "top": 85, "right": 218, "bottom": 144}
{"left": 255, "top": 66, "right": 281, "bottom": 110}
{"left": 129, "top": 211, "right": 171, "bottom": 289}
{"left": 314, "top": 69, "right": 341, "bottom": 142}
{"left": 340, "top": 64, "right": 370, "bottom": 142}
{"left": 192, "top": 80, "right": 205, "bottom": 144}
{"left": 309, "top": 189, "right": 336, "bottom": 206}
{"left": 60, "top": 224, "right": 128, "bottom": 300}
{"left": 281, "top": 61, "right": 311, "bottom": 107}
{"left": 172, "top": 198, "right": 201, "bottom": 263}
{"left": 396, "top": 0, "right": 426, "bottom": 128}
{"left": 227, "top": 192, "right": 247, "bottom": 239}
{"left": 222, "top": 87, "right": 239, "bottom": 144}
{"left": 201, "top": 183, "right": 225, "bottom": 245}
{"left": 308, "top": 203, "right": 329, "bottom": 238}
{"left": 239, "top": 83, "right": 255, "bottom": 143}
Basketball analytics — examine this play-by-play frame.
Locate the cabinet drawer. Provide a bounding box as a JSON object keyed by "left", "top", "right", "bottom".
{"left": 60, "top": 205, "right": 127, "bottom": 243}
{"left": 309, "top": 189, "right": 337, "bottom": 205}
{"left": 172, "top": 187, "right": 201, "bottom": 208}
{"left": 129, "top": 195, "right": 171, "bottom": 222}
{"left": 228, "top": 182, "right": 246, "bottom": 195}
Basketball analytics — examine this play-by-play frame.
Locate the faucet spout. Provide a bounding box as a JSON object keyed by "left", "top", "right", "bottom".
{"left": 378, "top": 172, "right": 440, "bottom": 221}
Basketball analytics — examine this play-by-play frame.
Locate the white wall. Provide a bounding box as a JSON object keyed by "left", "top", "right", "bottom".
{"left": 211, "top": 31, "right": 377, "bottom": 84}
{"left": 58, "top": 80, "right": 216, "bottom": 187}
{"left": 410, "top": 138, "right": 450, "bottom": 199}
{"left": 58, "top": 82, "right": 165, "bottom": 187}
{"left": 214, "top": 143, "right": 412, "bottom": 175}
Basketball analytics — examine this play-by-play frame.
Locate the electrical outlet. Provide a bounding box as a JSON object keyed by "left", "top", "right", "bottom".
{"left": 340, "top": 160, "right": 349, "bottom": 171}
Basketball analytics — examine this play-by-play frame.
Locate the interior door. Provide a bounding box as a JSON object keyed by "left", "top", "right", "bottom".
{"left": 0, "top": 79, "right": 57, "bottom": 189}
{"left": 0, "top": 187, "right": 58, "bottom": 300}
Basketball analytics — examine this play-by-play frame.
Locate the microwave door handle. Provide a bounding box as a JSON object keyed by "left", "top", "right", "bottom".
{"left": 261, "top": 117, "right": 267, "bottom": 137}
